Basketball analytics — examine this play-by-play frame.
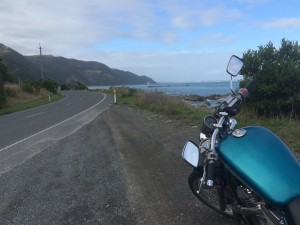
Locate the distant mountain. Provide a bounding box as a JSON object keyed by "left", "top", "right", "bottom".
{"left": 0, "top": 43, "right": 40, "bottom": 80}
{"left": 0, "top": 43, "right": 155, "bottom": 85}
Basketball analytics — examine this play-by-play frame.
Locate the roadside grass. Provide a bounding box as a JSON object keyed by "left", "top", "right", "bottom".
{"left": 114, "top": 88, "right": 300, "bottom": 152}
{"left": 0, "top": 84, "right": 63, "bottom": 116}
{"left": 116, "top": 88, "right": 211, "bottom": 122}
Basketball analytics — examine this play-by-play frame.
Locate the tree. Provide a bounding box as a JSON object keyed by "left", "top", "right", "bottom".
{"left": 41, "top": 79, "right": 58, "bottom": 93}
{"left": 61, "top": 80, "right": 87, "bottom": 90}
{"left": 240, "top": 39, "right": 300, "bottom": 117}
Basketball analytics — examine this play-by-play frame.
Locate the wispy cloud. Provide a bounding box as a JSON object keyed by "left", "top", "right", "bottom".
{"left": 0, "top": 0, "right": 245, "bottom": 55}
{"left": 200, "top": 7, "right": 243, "bottom": 26}
{"left": 259, "top": 18, "right": 300, "bottom": 29}
{"left": 192, "top": 33, "right": 236, "bottom": 48}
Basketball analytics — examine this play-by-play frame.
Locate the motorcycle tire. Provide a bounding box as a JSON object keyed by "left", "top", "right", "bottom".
{"left": 188, "top": 169, "right": 234, "bottom": 218}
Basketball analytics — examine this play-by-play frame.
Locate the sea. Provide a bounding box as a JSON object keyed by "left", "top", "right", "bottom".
{"left": 88, "top": 81, "right": 239, "bottom": 97}
{"left": 88, "top": 81, "right": 239, "bottom": 107}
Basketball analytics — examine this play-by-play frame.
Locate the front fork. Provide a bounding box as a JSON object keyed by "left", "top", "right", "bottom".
{"left": 196, "top": 163, "right": 228, "bottom": 212}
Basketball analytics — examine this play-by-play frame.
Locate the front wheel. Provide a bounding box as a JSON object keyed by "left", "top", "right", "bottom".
{"left": 188, "top": 169, "right": 234, "bottom": 218}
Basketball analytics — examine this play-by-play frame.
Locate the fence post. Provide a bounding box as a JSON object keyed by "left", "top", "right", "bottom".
{"left": 114, "top": 89, "right": 117, "bottom": 104}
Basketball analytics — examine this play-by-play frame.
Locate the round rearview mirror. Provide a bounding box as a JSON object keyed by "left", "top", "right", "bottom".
{"left": 227, "top": 55, "right": 243, "bottom": 77}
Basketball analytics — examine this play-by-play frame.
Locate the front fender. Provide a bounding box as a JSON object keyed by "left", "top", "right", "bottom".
{"left": 218, "top": 126, "right": 300, "bottom": 208}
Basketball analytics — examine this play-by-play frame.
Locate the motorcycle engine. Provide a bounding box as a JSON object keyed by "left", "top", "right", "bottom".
{"left": 236, "top": 185, "right": 261, "bottom": 207}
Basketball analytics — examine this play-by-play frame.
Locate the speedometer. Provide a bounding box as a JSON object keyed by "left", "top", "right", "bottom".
{"left": 204, "top": 116, "right": 217, "bottom": 130}
{"left": 201, "top": 116, "right": 218, "bottom": 136}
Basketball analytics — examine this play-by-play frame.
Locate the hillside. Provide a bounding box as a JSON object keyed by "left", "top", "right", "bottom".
{"left": 0, "top": 43, "right": 155, "bottom": 85}
{"left": 0, "top": 44, "right": 40, "bottom": 81}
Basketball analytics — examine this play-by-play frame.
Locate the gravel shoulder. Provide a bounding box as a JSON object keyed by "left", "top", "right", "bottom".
{"left": 0, "top": 104, "right": 235, "bottom": 225}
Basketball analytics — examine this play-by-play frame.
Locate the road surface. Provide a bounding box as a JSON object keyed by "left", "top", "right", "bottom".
{"left": 0, "top": 91, "right": 235, "bottom": 225}
{"left": 0, "top": 91, "right": 109, "bottom": 150}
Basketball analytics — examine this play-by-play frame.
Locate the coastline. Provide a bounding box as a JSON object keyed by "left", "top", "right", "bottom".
{"left": 181, "top": 93, "right": 229, "bottom": 107}
{"left": 88, "top": 80, "right": 239, "bottom": 97}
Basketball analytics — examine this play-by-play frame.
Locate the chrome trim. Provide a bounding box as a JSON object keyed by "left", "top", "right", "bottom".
{"left": 229, "top": 118, "right": 238, "bottom": 131}
{"left": 232, "top": 128, "right": 247, "bottom": 137}
{"left": 200, "top": 132, "right": 208, "bottom": 141}
{"left": 210, "top": 116, "right": 225, "bottom": 153}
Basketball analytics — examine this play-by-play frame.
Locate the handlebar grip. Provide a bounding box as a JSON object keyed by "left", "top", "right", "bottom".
{"left": 206, "top": 160, "right": 215, "bottom": 187}
{"left": 245, "top": 79, "right": 257, "bottom": 92}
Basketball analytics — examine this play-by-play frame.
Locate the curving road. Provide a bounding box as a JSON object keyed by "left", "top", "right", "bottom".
{"left": 0, "top": 91, "right": 109, "bottom": 150}
{"left": 0, "top": 91, "right": 112, "bottom": 175}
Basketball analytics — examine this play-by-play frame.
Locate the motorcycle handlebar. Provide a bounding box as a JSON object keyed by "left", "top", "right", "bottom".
{"left": 236, "top": 78, "right": 257, "bottom": 101}
{"left": 245, "top": 78, "right": 257, "bottom": 92}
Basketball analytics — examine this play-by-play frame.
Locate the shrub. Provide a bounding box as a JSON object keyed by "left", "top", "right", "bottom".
{"left": 21, "top": 83, "right": 34, "bottom": 94}
{"left": 241, "top": 39, "right": 300, "bottom": 117}
{"left": 41, "top": 79, "right": 58, "bottom": 93}
{"left": 4, "top": 87, "right": 17, "bottom": 97}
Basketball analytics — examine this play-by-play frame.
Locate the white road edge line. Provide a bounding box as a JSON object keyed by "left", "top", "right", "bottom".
{"left": 0, "top": 93, "right": 107, "bottom": 152}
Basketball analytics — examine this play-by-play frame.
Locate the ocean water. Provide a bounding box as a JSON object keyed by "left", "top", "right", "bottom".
{"left": 89, "top": 81, "right": 239, "bottom": 97}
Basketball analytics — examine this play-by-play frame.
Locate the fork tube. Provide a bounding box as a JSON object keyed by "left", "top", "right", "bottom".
{"left": 210, "top": 116, "right": 225, "bottom": 152}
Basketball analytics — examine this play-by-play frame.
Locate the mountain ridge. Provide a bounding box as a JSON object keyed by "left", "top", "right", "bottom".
{"left": 0, "top": 43, "right": 155, "bottom": 85}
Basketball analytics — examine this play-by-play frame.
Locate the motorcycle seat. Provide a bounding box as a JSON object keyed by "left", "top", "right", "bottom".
{"left": 286, "top": 195, "right": 300, "bottom": 225}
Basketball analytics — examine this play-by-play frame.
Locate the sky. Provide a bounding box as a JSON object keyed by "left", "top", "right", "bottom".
{"left": 0, "top": 0, "right": 300, "bottom": 82}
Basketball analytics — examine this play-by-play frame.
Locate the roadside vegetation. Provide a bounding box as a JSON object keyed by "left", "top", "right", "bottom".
{"left": 240, "top": 38, "right": 300, "bottom": 118}
{"left": 0, "top": 83, "right": 63, "bottom": 115}
{"left": 0, "top": 58, "right": 64, "bottom": 115}
{"left": 112, "top": 87, "right": 300, "bottom": 153}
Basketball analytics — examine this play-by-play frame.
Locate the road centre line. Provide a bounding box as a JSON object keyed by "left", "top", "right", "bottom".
{"left": 0, "top": 93, "right": 107, "bottom": 153}
{"left": 26, "top": 112, "right": 45, "bottom": 118}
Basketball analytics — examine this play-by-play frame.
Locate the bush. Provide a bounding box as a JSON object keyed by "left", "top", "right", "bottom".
{"left": 21, "top": 83, "right": 34, "bottom": 94}
{"left": 62, "top": 80, "right": 87, "bottom": 90}
{"left": 61, "top": 84, "right": 69, "bottom": 91}
{"left": 21, "top": 79, "right": 58, "bottom": 94}
{"left": 240, "top": 39, "right": 300, "bottom": 117}
{"left": 41, "top": 79, "right": 58, "bottom": 93}
{"left": 4, "top": 87, "right": 17, "bottom": 97}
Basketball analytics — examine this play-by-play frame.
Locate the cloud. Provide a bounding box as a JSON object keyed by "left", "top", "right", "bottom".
{"left": 167, "top": 3, "right": 243, "bottom": 29}
{"left": 91, "top": 51, "right": 242, "bottom": 82}
{"left": 200, "top": 7, "right": 243, "bottom": 26}
{"left": 0, "top": 0, "right": 158, "bottom": 52}
{"left": 259, "top": 18, "right": 300, "bottom": 29}
{"left": 0, "top": 0, "right": 244, "bottom": 55}
{"left": 192, "top": 33, "right": 236, "bottom": 48}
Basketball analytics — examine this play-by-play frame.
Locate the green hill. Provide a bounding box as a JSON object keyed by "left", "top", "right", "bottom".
{"left": 0, "top": 43, "right": 155, "bottom": 85}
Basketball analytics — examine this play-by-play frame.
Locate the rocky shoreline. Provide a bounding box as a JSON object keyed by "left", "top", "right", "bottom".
{"left": 181, "top": 93, "right": 229, "bottom": 107}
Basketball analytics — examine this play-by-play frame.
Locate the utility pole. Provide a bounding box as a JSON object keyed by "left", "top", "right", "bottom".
{"left": 38, "top": 43, "right": 44, "bottom": 79}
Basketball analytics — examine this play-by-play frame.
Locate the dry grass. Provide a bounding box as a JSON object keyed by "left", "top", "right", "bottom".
{"left": 4, "top": 83, "right": 49, "bottom": 107}
{"left": 0, "top": 83, "right": 62, "bottom": 115}
{"left": 117, "top": 88, "right": 300, "bottom": 152}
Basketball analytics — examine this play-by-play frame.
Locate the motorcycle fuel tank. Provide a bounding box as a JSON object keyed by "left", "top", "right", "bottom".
{"left": 218, "top": 126, "right": 300, "bottom": 208}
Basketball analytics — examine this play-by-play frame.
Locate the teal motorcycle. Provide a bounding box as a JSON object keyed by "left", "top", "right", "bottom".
{"left": 182, "top": 55, "right": 300, "bottom": 225}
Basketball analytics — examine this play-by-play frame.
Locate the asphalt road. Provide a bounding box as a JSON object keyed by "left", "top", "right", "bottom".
{"left": 0, "top": 91, "right": 112, "bottom": 175}
{"left": 0, "top": 93, "right": 235, "bottom": 225}
{"left": 0, "top": 91, "right": 108, "bottom": 150}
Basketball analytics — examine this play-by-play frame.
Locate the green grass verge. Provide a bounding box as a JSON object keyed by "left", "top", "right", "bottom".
{"left": 115, "top": 88, "right": 300, "bottom": 152}
{"left": 0, "top": 94, "right": 64, "bottom": 116}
